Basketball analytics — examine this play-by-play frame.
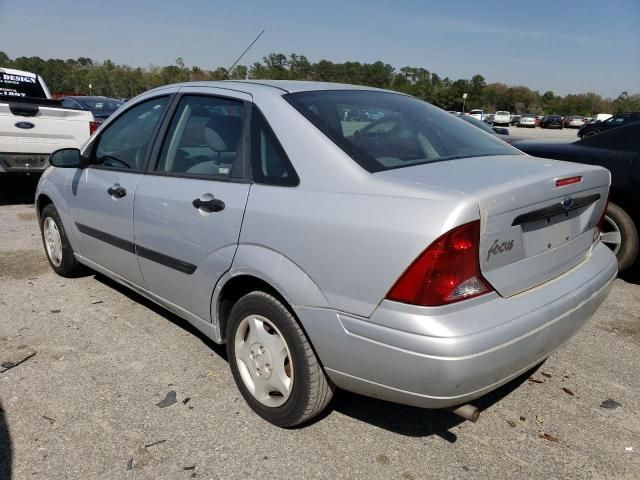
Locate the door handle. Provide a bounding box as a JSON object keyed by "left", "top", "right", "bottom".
{"left": 107, "top": 185, "right": 127, "bottom": 198}
{"left": 192, "top": 196, "right": 225, "bottom": 212}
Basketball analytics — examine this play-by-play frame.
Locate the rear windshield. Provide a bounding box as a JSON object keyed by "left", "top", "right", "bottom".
{"left": 496, "top": 111, "right": 510, "bottom": 116}
{"left": 284, "top": 90, "right": 516, "bottom": 173}
{"left": 0, "top": 71, "right": 48, "bottom": 99}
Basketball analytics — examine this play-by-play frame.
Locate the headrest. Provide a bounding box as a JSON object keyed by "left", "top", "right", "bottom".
{"left": 204, "top": 115, "right": 243, "bottom": 152}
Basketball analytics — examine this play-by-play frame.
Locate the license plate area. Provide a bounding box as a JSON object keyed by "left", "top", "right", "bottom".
{"left": 521, "top": 208, "right": 584, "bottom": 255}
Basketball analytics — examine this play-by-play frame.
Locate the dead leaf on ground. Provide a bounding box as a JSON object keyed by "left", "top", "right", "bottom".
{"left": 506, "top": 420, "right": 517, "bottom": 428}
{"left": 562, "top": 387, "right": 575, "bottom": 396}
{"left": 541, "top": 372, "right": 552, "bottom": 378}
{"left": 539, "top": 432, "right": 560, "bottom": 442}
{"left": 528, "top": 378, "right": 544, "bottom": 384}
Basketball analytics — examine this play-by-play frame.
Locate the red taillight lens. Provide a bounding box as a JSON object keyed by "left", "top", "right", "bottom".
{"left": 386, "top": 221, "right": 492, "bottom": 307}
{"left": 89, "top": 121, "right": 98, "bottom": 136}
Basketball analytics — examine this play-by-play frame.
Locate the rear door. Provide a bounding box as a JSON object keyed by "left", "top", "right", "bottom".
{"left": 133, "top": 88, "right": 251, "bottom": 321}
{"left": 67, "top": 94, "right": 171, "bottom": 284}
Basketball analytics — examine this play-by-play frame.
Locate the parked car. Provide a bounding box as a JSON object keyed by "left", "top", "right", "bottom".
{"left": 62, "top": 96, "right": 124, "bottom": 124}
{"left": 590, "top": 113, "right": 613, "bottom": 123}
{"left": 514, "top": 122, "right": 640, "bottom": 271}
{"left": 510, "top": 115, "right": 521, "bottom": 126}
{"left": 468, "top": 109, "right": 484, "bottom": 121}
{"left": 541, "top": 115, "right": 564, "bottom": 129}
{"left": 517, "top": 114, "right": 536, "bottom": 128}
{"left": 563, "top": 115, "right": 586, "bottom": 128}
{"left": 0, "top": 67, "right": 95, "bottom": 175}
{"left": 460, "top": 114, "right": 522, "bottom": 144}
{"left": 578, "top": 112, "right": 640, "bottom": 139}
{"left": 37, "top": 81, "right": 615, "bottom": 427}
{"left": 493, "top": 111, "right": 511, "bottom": 126}
{"left": 483, "top": 113, "right": 495, "bottom": 124}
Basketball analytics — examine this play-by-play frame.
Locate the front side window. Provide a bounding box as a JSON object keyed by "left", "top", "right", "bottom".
{"left": 285, "top": 90, "right": 517, "bottom": 173}
{"left": 156, "top": 95, "right": 246, "bottom": 179}
{"left": 94, "top": 96, "right": 168, "bottom": 170}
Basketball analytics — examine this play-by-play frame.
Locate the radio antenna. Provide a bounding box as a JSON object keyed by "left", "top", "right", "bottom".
{"left": 227, "top": 29, "right": 266, "bottom": 73}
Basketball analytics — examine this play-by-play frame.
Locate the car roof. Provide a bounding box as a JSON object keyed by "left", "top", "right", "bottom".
{"left": 146, "top": 80, "right": 397, "bottom": 98}
{"left": 0, "top": 67, "right": 38, "bottom": 78}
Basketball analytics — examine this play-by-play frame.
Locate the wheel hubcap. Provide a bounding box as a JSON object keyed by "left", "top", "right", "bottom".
{"left": 234, "top": 315, "right": 293, "bottom": 407}
{"left": 600, "top": 214, "right": 622, "bottom": 255}
{"left": 43, "top": 217, "right": 63, "bottom": 267}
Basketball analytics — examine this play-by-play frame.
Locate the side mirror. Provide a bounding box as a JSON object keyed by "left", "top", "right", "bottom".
{"left": 49, "top": 148, "right": 85, "bottom": 168}
{"left": 493, "top": 127, "right": 510, "bottom": 135}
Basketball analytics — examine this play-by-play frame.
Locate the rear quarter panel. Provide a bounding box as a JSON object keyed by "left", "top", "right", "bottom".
{"left": 239, "top": 184, "right": 478, "bottom": 317}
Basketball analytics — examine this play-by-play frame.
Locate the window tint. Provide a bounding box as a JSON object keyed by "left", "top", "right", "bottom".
{"left": 251, "top": 108, "right": 299, "bottom": 186}
{"left": 579, "top": 123, "right": 640, "bottom": 152}
{"left": 285, "top": 90, "right": 516, "bottom": 173}
{"left": 156, "top": 95, "right": 245, "bottom": 179}
{"left": 94, "top": 96, "right": 168, "bottom": 170}
{"left": 0, "top": 72, "right": 47, "bottom": 99}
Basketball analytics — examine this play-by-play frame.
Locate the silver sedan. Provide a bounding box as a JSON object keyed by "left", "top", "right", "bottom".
{"left": 37, "top": 81, "right": 616, "bottom": 427}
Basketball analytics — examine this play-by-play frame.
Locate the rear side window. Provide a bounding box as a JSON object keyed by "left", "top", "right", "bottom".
{"left": 0, "top": 71, "right": 48, "bottom": 99}
{"left": 285, "top": 90, "right": 516, "bottom": 173}
{"left": 156, "top": 95, "right": 246, "bottom": 179}
{"left": 250, "top": 108, "right": 299, "bottom": 186}
{"left": 94, "top": 96, "right": 168, "bottom": 171}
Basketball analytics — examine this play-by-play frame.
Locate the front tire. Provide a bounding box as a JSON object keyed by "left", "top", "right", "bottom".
{"left": 227, "top": 291, "right": 334, "bottom": 427}
{"left": 601, "top": 202, "right": 639, "bottom": 272}
{"left": 40, "top": 204, "right": 85, "bottom": 277}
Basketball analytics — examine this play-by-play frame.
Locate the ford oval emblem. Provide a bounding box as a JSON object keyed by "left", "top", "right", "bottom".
{"left": 15, "top": 121, "right": 35, "bottom": 129}
{"left": 562, "top": 196, "right": 574, "bottom": 209}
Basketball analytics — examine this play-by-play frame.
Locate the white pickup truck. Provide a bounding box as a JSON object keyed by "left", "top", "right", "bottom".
{"left": 0, "top": 67, "right": 95, "bottom": 174}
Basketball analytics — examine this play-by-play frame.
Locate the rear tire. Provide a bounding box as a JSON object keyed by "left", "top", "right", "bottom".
{"left": 601, "top": 202, "right": 639, "bottom": 272}
{"left": 226, "top": 291, "right": 334, "bottom": 427}
{"left": 40, "top": 204, "right": 85, "bottom": 277}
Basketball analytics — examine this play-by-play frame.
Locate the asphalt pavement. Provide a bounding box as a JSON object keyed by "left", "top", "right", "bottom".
{"left": 0, "top": 176, "right": 638, "bottom": 480}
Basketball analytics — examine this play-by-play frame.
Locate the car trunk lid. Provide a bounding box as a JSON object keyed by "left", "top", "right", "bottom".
{"left": 375, "top": 154, "right": 610, "bottom": 296}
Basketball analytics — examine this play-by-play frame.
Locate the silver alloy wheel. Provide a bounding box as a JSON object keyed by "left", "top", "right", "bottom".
{"left": 234, "top": 314, "right": 294, "bottom": 407}
{"left": 601, "top": 214, "right": 622, "bottom": 255}
{"left": 43, "top": 217, "right": 63, "bottom": 267}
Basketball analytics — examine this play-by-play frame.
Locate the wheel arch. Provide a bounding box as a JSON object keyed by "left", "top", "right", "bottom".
{"left": 211, "top": 244, "right": 330, "bottom": 343}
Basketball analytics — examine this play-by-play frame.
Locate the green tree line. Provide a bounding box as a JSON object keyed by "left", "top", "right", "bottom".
{"left": 2, "top": 51, "right": 638, "bottom": 115}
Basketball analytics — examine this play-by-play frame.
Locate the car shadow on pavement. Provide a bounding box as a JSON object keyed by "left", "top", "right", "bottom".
{"left": 326, "top": 365, "right": 537, "bottom": 441}
{"left": 93, "top": 273, "right": 539, "bottom": 441}
{"left": 619, "top": 265, "right": 640, "bottom": 285}
{"left": 0, "top": 176, "right": 40, "bottom": 206}
{"left": 0, "top": 399, "right": 11, "bottom": 480}
{"left": 93, "top": 274, "right": 228, "bottom": 360}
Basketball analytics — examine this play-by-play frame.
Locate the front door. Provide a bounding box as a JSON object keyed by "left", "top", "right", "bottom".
{"left": 133, "top": 91, "right": 251, "bottom": 320}
{"left": 67, "top": 95, "right": 170, "bottom": 285}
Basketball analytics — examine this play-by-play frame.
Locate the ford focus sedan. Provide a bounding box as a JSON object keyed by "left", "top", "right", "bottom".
{"left": 36, "top": 81, "right": 616, "bottom": 427}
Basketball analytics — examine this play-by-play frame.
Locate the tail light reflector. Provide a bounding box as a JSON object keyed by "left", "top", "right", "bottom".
{"left": 386, "top": 220, "right": 492, "bottom": 307}
{"left": 89, "top": 121, "right": 98, "bottom": 136}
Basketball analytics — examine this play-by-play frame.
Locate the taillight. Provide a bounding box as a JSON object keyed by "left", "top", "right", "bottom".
{"left": 593, "top": 195, "right": 609, "bottom": 243}
{"left": 89, "top": 121, "right": 98, "bottom": 136}
{"left": 386, "top": 220, "right": 492, "bottom": 307}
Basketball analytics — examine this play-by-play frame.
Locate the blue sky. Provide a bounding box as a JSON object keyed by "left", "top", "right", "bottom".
{"left": 1, "top": 0, "right": 638, "bottom": 97}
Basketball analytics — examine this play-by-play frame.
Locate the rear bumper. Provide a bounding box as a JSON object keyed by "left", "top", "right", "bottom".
{"left": 0, "top": 152, "right": 49, "bottom": 173}
{"left": 296, "top": 243, "right": 616, "bottom": 408}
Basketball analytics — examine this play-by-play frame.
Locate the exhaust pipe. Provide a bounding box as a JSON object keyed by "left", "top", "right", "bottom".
{"left": 448, "top": 404, "right": 480, "bottom": 422}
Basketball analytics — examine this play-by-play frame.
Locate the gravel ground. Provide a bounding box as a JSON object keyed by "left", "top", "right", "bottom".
{"left": 0, "top": 178, "right": 639, "bottom": 480}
